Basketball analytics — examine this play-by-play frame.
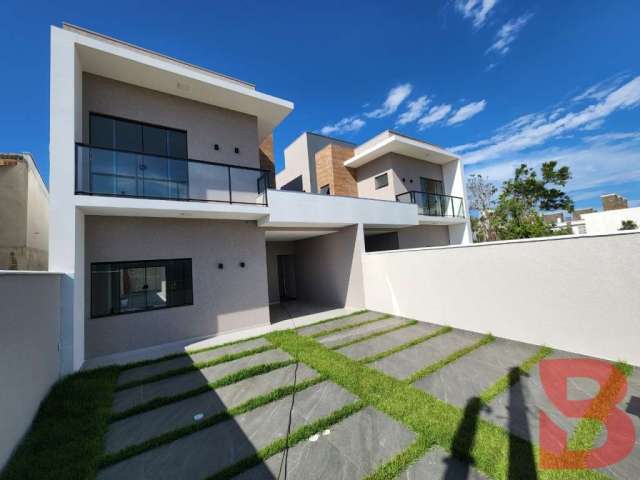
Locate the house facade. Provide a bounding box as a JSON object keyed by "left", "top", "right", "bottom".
{"left": 0, "top": 153, "right": 49, "bottom": 270}
{"left": 49, "top": 24, "right": 471, "bottom": 372}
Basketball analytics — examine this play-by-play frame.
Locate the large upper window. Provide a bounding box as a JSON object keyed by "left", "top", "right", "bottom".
{"left": 91, "top": 258, "right": 193, "bottom": 318}
{"left": 89, "top": 113, "right": 188, "bottom": 158}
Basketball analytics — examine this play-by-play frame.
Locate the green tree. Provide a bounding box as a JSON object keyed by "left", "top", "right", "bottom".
{"left": 491, "top": 161, "right": 574, "bottom": 240}
{"left": 620, "top": 219, "right": 638, "bottom": 231}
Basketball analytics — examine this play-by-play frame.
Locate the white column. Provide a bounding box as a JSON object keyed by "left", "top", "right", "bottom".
{"left": 49, "top": 27, "right": 85, "bottom": 372}
{"left": 442, "top": 158, "right": 472, "bottom": 245}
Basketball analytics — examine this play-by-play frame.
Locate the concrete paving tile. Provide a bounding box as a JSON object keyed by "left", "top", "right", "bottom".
{"left": 296, "top": 311, "right": 384, "bottom": 337}
{"left": 371, "top": 329, "right": 482, "bottom": 380}
{"left": 117, "top": 337, "right": 270, "bottom": 386}
{"left": 112, "top": 349, "right": 291, "bottom": 414}
{"left": 97, "top": 380, "right": 358, "bottom": 480}
{"left": 596, "top": 366, "right": 640, "bottom": 480}
{"left": 106, "top": 363, "right": 319, "bottom": 453}
{"left": 481, "top": 350, "right": 588, "bottom": 446}
{"left": 337, "top": 322, "right": 441, "bottom": 360}
{"left": 232, "top": 406, "right": 415, "bottom": 480}
{"left": 414, "top": 337, "right": 539, "bottom": 407}
{"left": 397, "top": 447, "right": 488, "bottom": 479}
{"left": 317, "top": 316, "right": 410, "bottom": 348}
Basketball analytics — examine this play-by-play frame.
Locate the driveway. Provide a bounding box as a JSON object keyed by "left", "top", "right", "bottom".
{"left": 96, "top": 311, "right": 639, "bottom": 480}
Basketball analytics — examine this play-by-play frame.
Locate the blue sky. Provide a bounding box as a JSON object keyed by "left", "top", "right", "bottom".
{"left": 1, "top": 0, "right": 639, "bottom": 210}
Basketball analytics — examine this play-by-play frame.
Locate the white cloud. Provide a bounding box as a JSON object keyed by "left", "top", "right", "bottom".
{"left": 486, "top": 13, "right": 533, "bottom": 55}
{"left": 583, "top": 131, "right": 640, "bottom": 145}
{"left": 396, "top": 96, "right": 429, "bottom": 125}
{"left": 452, "top": 75, "right": 640, "bottom": 164}
{"left": 366, "top": 83, "right": 413, "bottom": 119}
{"left": 418, "top": 104, "right": 452, "bottom": 129}
{"left": 319, "top": 116, "right": 365, "bottom": 136}
{"left": 455, "top": 0, "right": 499, "bottom": 28}
{"left": 447, "top": 100, "right": 487, "bottom": 125}
{"left": 466, "top": 138, "right": 640, "bottom": 199}
{"left": 572, "top": 73, "right": 630, "bottom": 102}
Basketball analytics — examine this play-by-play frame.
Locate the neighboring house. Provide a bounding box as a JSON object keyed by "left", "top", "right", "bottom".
{"left": 600, "top": 193, "right": 628, "bottom": 211}
{"left": 278, "top": 131, "right": 470, "bottom": 251}
{"left": 543, "top": 194, "right": 639, "bottom": 235}
{"left": 0, "top": 153, "right": 49, "bottom": 270}
{"left": 581, "top": 206, "right": 640, "bottom": 234}
{"left": 49, "top": 24, "right": 471, "bottom": 371}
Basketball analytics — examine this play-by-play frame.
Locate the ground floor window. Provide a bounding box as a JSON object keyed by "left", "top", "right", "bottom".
{"left": 91, "top": 258, "right": 193, "bottom": 318}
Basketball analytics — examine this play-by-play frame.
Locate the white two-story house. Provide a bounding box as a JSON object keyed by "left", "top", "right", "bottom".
{"left": 49, "top": 24, "right": 471, "bottom": 372}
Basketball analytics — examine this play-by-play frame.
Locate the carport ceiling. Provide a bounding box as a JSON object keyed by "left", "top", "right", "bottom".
{"left": 264, "top": 229, "right": 337, "bottom": 241}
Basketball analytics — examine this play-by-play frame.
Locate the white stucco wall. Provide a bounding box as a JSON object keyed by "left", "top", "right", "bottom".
{"left": 362, "top": 232, "right": 640, "bottom": 366}
{"left": 0, "top": 272, "right": 62, "bottom": 470}
{"left": 582, "top": 207, "right": 640, "bottom": 235}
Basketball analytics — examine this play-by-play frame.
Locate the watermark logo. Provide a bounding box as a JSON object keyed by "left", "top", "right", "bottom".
{"left": 539, "top": 358, "right": 635, "bottom": 469}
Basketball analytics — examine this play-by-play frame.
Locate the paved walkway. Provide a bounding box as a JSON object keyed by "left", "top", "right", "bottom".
{"left": 95, "top": 311, "right": 639, "bottom": 480}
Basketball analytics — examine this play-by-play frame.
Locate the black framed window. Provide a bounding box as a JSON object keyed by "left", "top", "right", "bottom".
{"left": 319, "top": 184, "right": 331, "bottom": 195}
{"left": 375, "top": 173, "right": 389, "bottom": 190}
{"left": 91, "top": 258, "right": 193, "bottom": 318}
{"left": 420, "top": 177, "right": 444, "bottom": 195}
{"left": 89, "top": 113, "right": 188, "bottom": 158}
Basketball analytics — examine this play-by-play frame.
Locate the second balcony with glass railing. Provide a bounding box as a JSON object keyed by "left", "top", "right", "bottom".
{"left": 75, "top": 144, "right": 269, "bottom": 205}
{"left": 396, "top": 191, "right": 465, "bottom": 218}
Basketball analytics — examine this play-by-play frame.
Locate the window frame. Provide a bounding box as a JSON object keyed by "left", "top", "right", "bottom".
{"left": 90, "top": 257, "right": 194, "bottom": 319}
{"left": 319, "top": 184, "right": 331, "bottom": 195}
{"left": 420, "top": 177, "right": 444, "bottom": 195}
{"left": 374, "top": 173, "right": 389, "bottom": 190}
{"left": 89, "top": 112, "right": 189, "bottom": 159}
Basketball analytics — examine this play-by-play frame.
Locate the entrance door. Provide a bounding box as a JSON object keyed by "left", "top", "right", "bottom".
{"left": 277, "top": 255, "right": 297, "bottom": 300}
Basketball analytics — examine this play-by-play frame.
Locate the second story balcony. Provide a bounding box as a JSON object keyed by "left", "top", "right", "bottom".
{"left": 75, "top": 144, "right": 269, "bottom": 206}
{"left": 396, "top": 191, "right": 465, "bottom": 218}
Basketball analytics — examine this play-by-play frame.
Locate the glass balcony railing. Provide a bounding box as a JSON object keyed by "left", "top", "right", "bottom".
{"left": 75, "top": 144, "right": 269, "bottom": 206}
{"left": 396, "top": 191, "right": 465, "bottom": 218}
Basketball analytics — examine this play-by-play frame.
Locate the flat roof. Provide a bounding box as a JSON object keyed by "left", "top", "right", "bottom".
{"left": 344, "top": 130, "right": 458, "bottom": 168}
{"left": 62, "top": 23, "right": 254, "bottom": 89}
{"left": 58, "top": 24, "right": 293, "bottom": 142}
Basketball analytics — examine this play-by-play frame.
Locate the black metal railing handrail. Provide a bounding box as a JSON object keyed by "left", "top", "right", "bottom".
{"left": 75, "top": 143, "right": 270, "bottom": 206}
{"left": 396, "top": 190, "right": 465, "bottom": 218}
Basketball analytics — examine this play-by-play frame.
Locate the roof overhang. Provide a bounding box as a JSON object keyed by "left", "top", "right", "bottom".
{"left": 344, "top": 133, "right": 458, "bottom": 168}
{"left": 62, "top": 24, "right": 293, "bottom": 142}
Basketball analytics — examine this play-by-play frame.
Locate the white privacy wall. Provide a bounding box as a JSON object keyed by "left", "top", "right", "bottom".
{"left": 362, "top": 232, "right": 640, "bottom": 366}
{"left": 0, "top": 272, "right": 62, "bottom": 470}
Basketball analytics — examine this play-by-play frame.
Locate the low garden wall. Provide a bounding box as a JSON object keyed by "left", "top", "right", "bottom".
{"left": 362, "top": 231, "right": 640, "bottom": 366}
{"left": 0, "top": 272, "right": 62, "bottom": 470}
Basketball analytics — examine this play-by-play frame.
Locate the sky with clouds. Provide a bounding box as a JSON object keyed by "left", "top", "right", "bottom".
{"left": 1, "top": 0, "right": 639, "bottom": 209}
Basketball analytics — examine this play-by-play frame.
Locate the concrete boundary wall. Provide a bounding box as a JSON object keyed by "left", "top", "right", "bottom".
{"left": 362, "top": 232, "right": 640, "bottom": 366}
{"left": 0, "top": 272, "right": 63, "bottom": 470}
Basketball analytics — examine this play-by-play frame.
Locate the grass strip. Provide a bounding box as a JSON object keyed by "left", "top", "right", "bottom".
{"left": 359, "top": 326, "right": 452, "bottom": 364}
{"left": 110, "top": 360, "right": 294, "bottom": 421}
{"left": 116, "top": 344, "right": 275, "bottom": 390}
{"left": 266, "top": 330, "right": 610, "bottom": 480}
{"left": 0, "top": 366, "right": 120, "bottom": 480}
{"left": 562, "top": 361, "right": 633, "bottom": 463}
{"left": 330, "top": 319, "right": 418, "bottom": 350}
{"left": 362, "top": 435, "right": 433, "bottom": 480}
{"left": 479, "top": 346, "right": 554, "bottom": 405}
{"left": 100, "top": 375, "right": 326, "bottom": 468}
{"left": 206, "top": 400, "right": 367, "bottom": 480}
{"left": 294, "top": 309, "right": 368, "bottom": 332}
{"left": 403, "top": 334, "right": 495, "bottom": 384}
{"left": 310, "top": 314, "right": 390, "bottom": 339}
{"left": 120, "top": 333, "right": 269, "bottom": 372}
